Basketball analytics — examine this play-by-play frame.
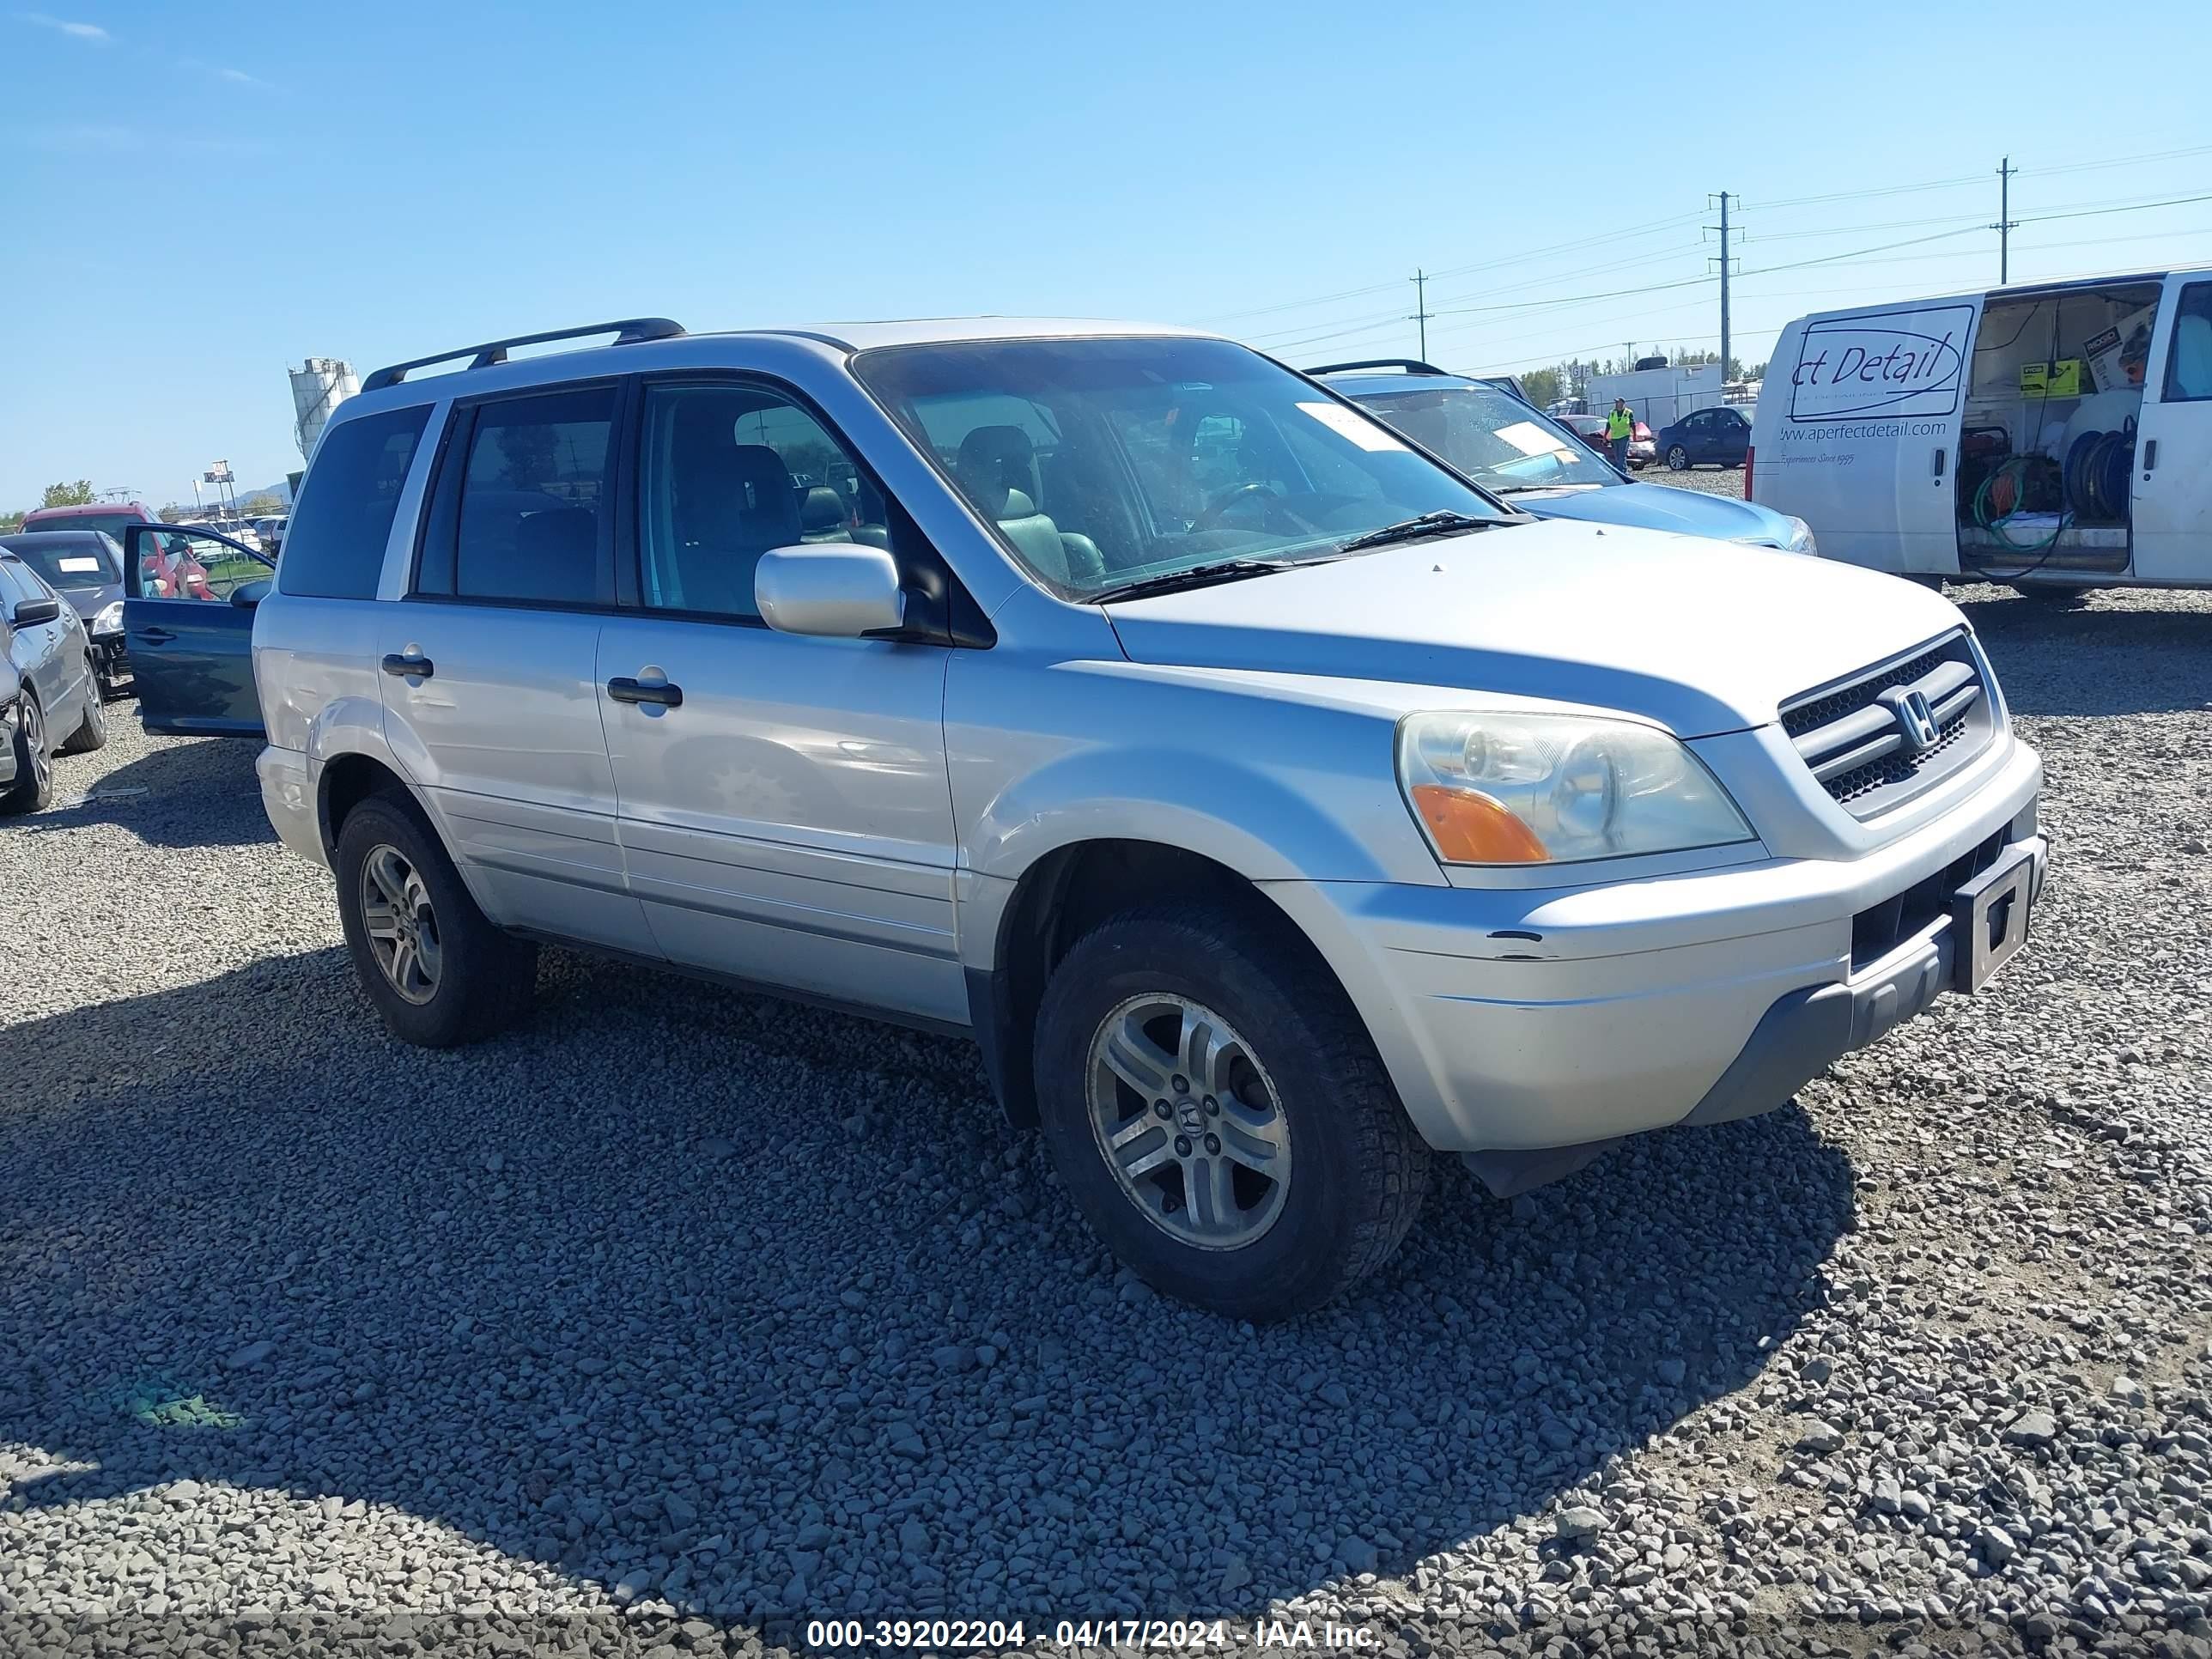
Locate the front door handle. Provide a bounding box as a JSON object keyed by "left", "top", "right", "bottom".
{"left": 1931, "top": 447, "right": 1947, "bottom": 480}
{"left": 137, "top": 627, "right": 176, "bottom": 645}
{"left": 607, "top": 676, "right": 683, "bottom": 708}
{"left": 381, "top": 653, "right": 434, "bottom": 680}
{"left": 2143, "top": 438, "right": 2159, "bottom": 472}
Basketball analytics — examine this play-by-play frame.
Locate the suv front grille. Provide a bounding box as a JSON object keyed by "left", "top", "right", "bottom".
{"left": 1780, "top": 631, "right": 1996, "bottom": 818}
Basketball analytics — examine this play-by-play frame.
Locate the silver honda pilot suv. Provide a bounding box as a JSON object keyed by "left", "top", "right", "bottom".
{"left": 254, "top": 317, "right": 2045, "bottom": 1320}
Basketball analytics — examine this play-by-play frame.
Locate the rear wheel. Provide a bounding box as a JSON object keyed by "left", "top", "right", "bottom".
{"left": 59, "top": 682, "right": 107, "bottom": 753}
{"left": 1032, "top": 908, "right": 1429, "bottom": 1321}
{"left": 0, "top": 695, "right": 53, "bottom": 814}
{"left": 1667, "top": 445, "right": 1690, "bottom": 471}
{"left": 334, "top": 792, "right": 539, "bottom": 1047}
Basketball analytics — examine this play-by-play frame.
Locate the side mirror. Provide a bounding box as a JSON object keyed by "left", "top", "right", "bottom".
{"left": 232, "top": 578, "right": 273, "bottom": 609}
{"left": 756, "top": 544, "right": 906, "bottom": 639}
{"left": 11, "top": 597, "right": 61, "bottom": 627}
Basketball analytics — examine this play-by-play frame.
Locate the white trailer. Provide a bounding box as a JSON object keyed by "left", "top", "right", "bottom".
{"left": 1585, "top": 362, "right": 1729, "bottom": 429}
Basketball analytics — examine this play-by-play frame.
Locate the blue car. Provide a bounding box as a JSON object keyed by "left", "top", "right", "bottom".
{"left": 1653, "top": 402, "right": 1753, "bottom": 472}
{"left": 1311, "top": 361, "right": 1812, "bottom": 552}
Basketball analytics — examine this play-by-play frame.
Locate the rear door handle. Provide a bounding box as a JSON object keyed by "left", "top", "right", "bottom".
{"left": 2143, "top": 438, "right": 2159, "bottom": 472}
{"left": 381, "top": 653, "right": 434, "bottom": 679}
{"left": 137, "top": 627, "right": 176, "bottom": 645}
{"left": 607, "top": 676, "right": 683, "bottom": 708}
{"left": 1931, "top": 447, "right": 1947, "bottom": 480}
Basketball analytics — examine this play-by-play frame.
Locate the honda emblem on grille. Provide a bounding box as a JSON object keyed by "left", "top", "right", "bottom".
{"left": 1889, "top": 688, "right": 1940, "bottom": 754}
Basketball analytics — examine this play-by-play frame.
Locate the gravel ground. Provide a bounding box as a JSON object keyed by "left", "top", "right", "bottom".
{"left": 1638, "top": 464, "right": 1751, "bottom": 499}
{"left": 3, "top": 588, "right": 2209, "bottom": 1659}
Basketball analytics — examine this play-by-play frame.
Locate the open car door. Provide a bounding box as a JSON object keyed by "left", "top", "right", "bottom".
{"left": 120, "top": 522, "right": 272, "bottom": 737}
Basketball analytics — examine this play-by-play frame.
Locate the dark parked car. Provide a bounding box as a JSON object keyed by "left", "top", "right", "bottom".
{"left": 1655, "top": 404, "right": 1753, "bottom": 471}
{"left": 0, "top": 549, "right": 106, "bottom": 811}
{"left": 0, "top": 530, "right": 131, "bottom": 698}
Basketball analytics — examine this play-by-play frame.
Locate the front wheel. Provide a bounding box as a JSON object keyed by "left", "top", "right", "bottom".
{"left": 1667, "top": 445, "right": 1691, "bottom": 471}
{"left": 0, "top": 695, "right": 53, "bottom": 814}
{"left": 334, "top": 793, "right": 539, "bottom": 1047}
{"left": 1032, "top": 908, "right": 1430, "bottom": 1321}
{"left": 59, "top": 681, "right": 107, "bottom": 753}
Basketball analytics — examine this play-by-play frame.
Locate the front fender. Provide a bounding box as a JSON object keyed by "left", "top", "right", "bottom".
{"left": 948, "top": 653, "right": 1447, "bottom": 890}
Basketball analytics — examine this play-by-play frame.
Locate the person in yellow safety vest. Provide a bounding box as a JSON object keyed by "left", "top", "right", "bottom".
{"left": 1605, "top": 399, "right": 1634, "bottom": 471}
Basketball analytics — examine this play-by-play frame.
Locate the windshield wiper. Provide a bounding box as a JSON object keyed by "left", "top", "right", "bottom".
{"left": 1091, "top": 558, "right": 1316, "bottom": 603}
{"left": 1334, "top": 510, "right": 1498, "bottom": 554}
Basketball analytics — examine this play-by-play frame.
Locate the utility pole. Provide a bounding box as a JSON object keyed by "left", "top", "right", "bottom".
{"left": 1993, "top": 155, "right": 2019, "bottom": 284}
{"left": 1708, "top": 191, "right": 1736, "bottom": 382}
{"left": 1408, "top": 269, "right": 1433, "bottom": 362}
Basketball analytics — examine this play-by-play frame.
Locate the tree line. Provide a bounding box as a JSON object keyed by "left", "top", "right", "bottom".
{"left": 3, "top": 479, "right": 283, "bottom": 533}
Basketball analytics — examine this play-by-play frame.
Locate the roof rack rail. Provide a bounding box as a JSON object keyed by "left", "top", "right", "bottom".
{"left": 1304, "top": 357, "right": 1447, "bottom": 377}
{"left": 360, "top": 318, "right": 686, "bottom": 393}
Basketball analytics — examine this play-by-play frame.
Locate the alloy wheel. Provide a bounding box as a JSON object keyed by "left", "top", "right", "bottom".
{"left": 1086, "top": 994, "right": 1291, "bottom": 1249}
{"left": 23, "top": 700, "right": 48, "bottom": 793}
{"left": 359, "top": 843, "right": 442, "bottom": 1005}
{"left": 1668, "top": 446, "right": 1689, "bottom": 471}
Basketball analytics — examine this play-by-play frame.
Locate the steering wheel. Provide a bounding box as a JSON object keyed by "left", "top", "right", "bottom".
{"left": 1192, "top": 481, "right": 1293, "bottom": 532}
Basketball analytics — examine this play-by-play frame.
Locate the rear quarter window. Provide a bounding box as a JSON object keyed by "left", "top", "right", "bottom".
{"left": 278, "top": 406, "right": 433, "bottom": 599}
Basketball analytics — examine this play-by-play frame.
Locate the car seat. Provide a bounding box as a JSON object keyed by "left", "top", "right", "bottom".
{"left": 954, "top": 425, "right": 1105, "bottom": 586}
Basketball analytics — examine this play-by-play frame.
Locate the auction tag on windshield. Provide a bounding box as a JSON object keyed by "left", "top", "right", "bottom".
{"left": 1495, "top": 420, "right": 1574, "bottom": 459}
{"left": 58, "top": 556, "right": 101, "bottom": 573}
{"left": 1296, "top": 401, "right": 1409, "bottom": 453}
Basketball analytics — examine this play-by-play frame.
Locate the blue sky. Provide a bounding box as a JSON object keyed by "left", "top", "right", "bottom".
{"left": 4, "top": 0, "right": 2209, "bottom": 508}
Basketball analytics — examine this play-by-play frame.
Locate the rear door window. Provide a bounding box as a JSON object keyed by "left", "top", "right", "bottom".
{"left": 433, "top": 388, "right": 616, "bottom": 606}
{"left": 278, "top": 405, "right": 431, "bottom": 599}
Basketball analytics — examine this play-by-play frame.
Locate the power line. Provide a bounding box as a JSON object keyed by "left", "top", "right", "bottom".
{"left": 1206, "top": 139, "right": 2212, "bottom": 335}
{"left": 2023, "top": 141, "right": 2212, "bottom": 179}
{"left": 1195, "top": 212, "right": 1704, "bottom": 325}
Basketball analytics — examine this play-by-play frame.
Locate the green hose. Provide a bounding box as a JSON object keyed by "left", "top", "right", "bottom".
{"left": 1973, "top": 456, "right": 2068, "bottom": 553}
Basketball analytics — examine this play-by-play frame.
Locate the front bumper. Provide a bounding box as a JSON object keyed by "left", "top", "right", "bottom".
{"left": 89, "top": 633, "right": 131, "bottom": 696}
{"left": 1266, "top": 734, "right": 2042, "bottom": 1185}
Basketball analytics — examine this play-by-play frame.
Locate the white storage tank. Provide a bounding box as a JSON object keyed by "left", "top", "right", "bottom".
{"left": 289, "top": 357, "right": 361, "bottom": 461}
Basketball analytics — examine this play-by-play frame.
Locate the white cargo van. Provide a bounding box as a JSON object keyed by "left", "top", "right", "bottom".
{"left": 1750, "top": 267, "right": 2212, "bottom": 592}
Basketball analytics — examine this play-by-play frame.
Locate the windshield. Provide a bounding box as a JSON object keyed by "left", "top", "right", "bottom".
{"left": 852, "top": 337, "right": 1509, "bottom": 599}
{"left": 1339, "top": 384, "right": 1623, "bottom": 492}
{"left": 0, "top": 532, "right": 119, "bottom": 587}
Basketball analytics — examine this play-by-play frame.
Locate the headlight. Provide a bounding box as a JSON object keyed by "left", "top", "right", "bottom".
{"left": 1783, "top": 516, "right": 1817, "bottom": 555}
{"left": 1396, "top": 711, "right": 1753, "bottom": 865}
{"left": 93, "top": 601, "right": 124, "bottom": 635}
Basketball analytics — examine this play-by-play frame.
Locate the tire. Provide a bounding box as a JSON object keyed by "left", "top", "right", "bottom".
{"left": 334, "top": 791, "right": 539, "bottom": 1047}
{"left": 58, "top": 679, "right": 107, "bottom": 754}
{"left": 1032, "top": 907, "right": 1430, "bottom": 1321}
{"left": 1667, "top": 445, "right": 1690, "bottom": 471}
{"left": 0, "top": 694, "right": 54, "bottom": 814}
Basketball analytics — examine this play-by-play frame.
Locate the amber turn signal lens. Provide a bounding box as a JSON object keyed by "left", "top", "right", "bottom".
{"left": 1410, "top": 784, "right": 1550, "bottom": 863}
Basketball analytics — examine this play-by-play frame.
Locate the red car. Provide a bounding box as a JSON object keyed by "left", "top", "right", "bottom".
{"left": 20, "top": 500, "right": 167, "bottom": 543}
{"left": 1559, "top": 414, "right": 1655, "bottom": 471}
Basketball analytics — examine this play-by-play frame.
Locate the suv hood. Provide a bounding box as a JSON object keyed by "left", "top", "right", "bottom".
{"left": 1101, "top": 519, "right": 1961, "bottom": 738}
